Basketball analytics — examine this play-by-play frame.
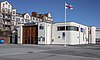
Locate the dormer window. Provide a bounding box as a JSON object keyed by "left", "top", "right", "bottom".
{"left": 26, "top": 15, "right": 29, "bottom": 19}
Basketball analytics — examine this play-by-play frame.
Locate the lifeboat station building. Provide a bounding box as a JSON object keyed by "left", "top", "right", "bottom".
{"left": 17, "top": 22, "right": 96, "bottom": 45}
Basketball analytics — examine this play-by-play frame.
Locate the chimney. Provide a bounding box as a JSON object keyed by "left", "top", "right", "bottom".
{"left": 32, "top": 12, "right": 37, "bottom": 17}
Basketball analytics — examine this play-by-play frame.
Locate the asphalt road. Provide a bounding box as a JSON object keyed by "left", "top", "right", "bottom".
{"left": 0, "top": 44, "right": 100, "bottom": 60}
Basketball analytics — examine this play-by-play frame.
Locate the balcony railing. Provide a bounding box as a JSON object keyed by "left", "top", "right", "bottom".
{"left": 3, "top": 16, "right": 11, "bottom": 20}
{"left": 5, "top": 22, "right": 11, "bottom": 25}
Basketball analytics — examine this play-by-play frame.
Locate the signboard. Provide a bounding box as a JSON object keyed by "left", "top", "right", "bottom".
{"left": 24, "top": 22, "right": 36, "bottom": 26}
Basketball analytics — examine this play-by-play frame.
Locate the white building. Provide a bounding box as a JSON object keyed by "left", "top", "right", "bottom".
{"left": 38, "top": 22, "right": 52, "bottom": 44}
{"left": 17, "top": 12, "right": 53, "bottom": 44}
{"left": 96, "top": 27, "right": 100, "bottom": 43}
{"left": 17, "top": 21, "right": 96, "bottom": 45}
{"left": 52, "top": 22, "right": 96, "bottom": 45}
{"left": 0, "top": 1, "right": 16, "bottom": 31}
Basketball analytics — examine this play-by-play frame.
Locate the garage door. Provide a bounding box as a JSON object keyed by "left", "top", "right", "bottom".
{"left": 23, "top": 25, "right": 38, "bottom": 44}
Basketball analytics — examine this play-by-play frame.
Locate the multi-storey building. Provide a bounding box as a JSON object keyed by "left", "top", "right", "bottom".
{"left": 31, "top": 12, "right": 53, "bottom": 23}
{"left": 0, "top": 1, "right": 12, "bottom": 30}
{"left": 12, "top": 9, "right": 16, "bottom": 30}
{"left": 0, "top": 1, "right": 16, "bottom": 37}
{"left": 0, "top": 13, "right": 3, "bottom": 29}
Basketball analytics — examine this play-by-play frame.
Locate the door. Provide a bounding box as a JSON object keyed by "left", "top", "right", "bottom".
{"left": 23, "top": 25, "right": 38, "bottom": 44}
{"left": 15, "top": 35, "right": 18, "bottom": 44}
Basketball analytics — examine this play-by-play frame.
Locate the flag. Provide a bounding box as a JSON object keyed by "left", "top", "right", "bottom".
{"left": 64, "top": 2, "right": 73, "bottom": 47}
{"left": 65, "top": 3, "right": 73, "bottom": 10}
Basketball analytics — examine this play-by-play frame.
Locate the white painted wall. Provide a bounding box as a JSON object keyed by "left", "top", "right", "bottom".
{"left": 38, "top": 22, "right": 52, "bottom": 44}
{"left": 96, "top": 28, "right": 100, "bottom": 39}
{"left": 85, "top": 27, "right": 89, "bottom": 44}
{"left": 52, "top": 22, "right": 89, "bottom": 45}
{"left": 90, "top": 26, "right": 96, "bottom": 44}
{"left": 38, "top": 22, "right": 45, "bottom": 44}
{"left": 46, "top": 23, "right": 52, "bottom": 44}
{"left": 17, "top": 24, "right": 23, "bottom": 44}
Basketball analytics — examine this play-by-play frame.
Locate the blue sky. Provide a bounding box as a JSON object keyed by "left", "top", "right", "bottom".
{"left": 1, "top": 0, "right": 100, "bottom": 27}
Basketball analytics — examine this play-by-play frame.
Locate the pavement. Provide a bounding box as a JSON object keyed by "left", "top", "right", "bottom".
{"left": 0, "top": 44, "right": 100, "bottom": 60}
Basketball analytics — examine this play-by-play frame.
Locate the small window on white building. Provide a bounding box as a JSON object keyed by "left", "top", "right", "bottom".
{"left": 16, "top": 18, "right": 20, "bottom": 22}
{"left": 81, "top": 28, "right": 84, "bottom": 32}
{"left": 58, "top": 36, "right": 60, "bottom": 38}
{"left": 25, "top": 19, "right": 29, "bottom": 23}
{"left": 2, "top": 8, "right": 5, "bottom": 12}
{"left": 42, "top": 37, "right": 45, "bottom": 41}
{"left": 22, "top": 19, "right": 24, "bottom": 23}
{"left": 8, "top": 9, "right": 10, "bottom": 13}
{"left": 62, "top": 32, "right": 65, "bottom": 39}
{"left": 3, "top": 4, "right": 5, "bottom": 7}
{"left": 26, "top": 15, "right": 29, "bottom": 19}
{"left": 39, "top": 24, "right": 44, "bottom": 30}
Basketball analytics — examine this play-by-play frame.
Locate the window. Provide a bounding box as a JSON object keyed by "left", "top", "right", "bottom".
{"left": 67, "top": 26, "right": 79, "bottom": 31}
{"left": 8, "top": 5, "right": 10, "bottom": 8}
{"left": 57, "top": 26, "right": 79, "bottom": 31}
{"left": 3, "top": 4, "right": 4, "bottom": 7}
{"left": 22, "top": 19, "right": 24, "bottom": 23}
{"left": 38, "top": 36, "right": 45, "bottom": 42}
{"left": 6, "top": 2, "right": 7, "bottom": 5}
{"left": 81, "top": 28, "right": 84, "bottom": 32}
{"left": 39, "top": 24, "right": 44, "bottom": 30}
{"left": 16, "top": 18, "right": 20, "bottom": 22}
{"left": 5, "top": 8, "right": 7, "bottom": 11}
{"left": 58, "top": 36, "right": 60, "bottom": 38}
{"left": 42, "top": 37, "right": 45, "bottom": 41}
{"left": 25, "top": 19, "right": 29, "bottom": 23}
{"left": 8, "top": 9, "right": 10, "bottom": 13}
{"left": 26, "top": 15, "right": 29, "bottom": 18}
{"left": 13, "top": 11, "right": 15, "bottom": 14}
{"left": 62, "top": 32, "right": 65, "bottom": 38}
{"left": 13, "top": 16, "right": 15, "bottom": 20}
{"left": 57, "top": 26, "right": 65, "bottom": 31}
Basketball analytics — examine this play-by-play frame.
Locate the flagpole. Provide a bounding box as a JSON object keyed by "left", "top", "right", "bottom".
{"left": 64, "top": 2, "right": 67, "bottom": 47}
